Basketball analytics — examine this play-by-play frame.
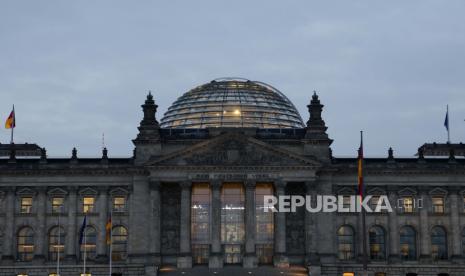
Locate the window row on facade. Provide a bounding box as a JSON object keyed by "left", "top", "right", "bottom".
{"left": 4, "top": 194, "right": 128, "bottom": 214}
{"left": 13, "top": 225, "right": 128, "bottom": 262}
{"left": 337, "top": 225, "right": 454, "bottom": 261}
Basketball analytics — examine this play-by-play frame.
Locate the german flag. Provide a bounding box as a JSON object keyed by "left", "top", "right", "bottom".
{"left": 357, "top": 131, "right": 364, "bottom": 198}
{"left": 105, "top": 214, "right": 112, "bottom": 245}
{"left": 5, "top": 106, "right": 15, "bottom": 129}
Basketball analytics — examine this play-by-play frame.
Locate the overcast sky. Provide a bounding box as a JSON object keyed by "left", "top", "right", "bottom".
{"left": 1, "top": 1, "right": 464, "bottom": 157}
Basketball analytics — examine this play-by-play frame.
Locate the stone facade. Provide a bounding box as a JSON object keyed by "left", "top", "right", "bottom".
{"left": 0, "top": 90, "right": 464, "bottom": 276}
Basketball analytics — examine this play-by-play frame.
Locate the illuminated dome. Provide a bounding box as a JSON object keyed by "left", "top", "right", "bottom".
{"left": 160, "top": 78, "right": 305, "bottom": 129}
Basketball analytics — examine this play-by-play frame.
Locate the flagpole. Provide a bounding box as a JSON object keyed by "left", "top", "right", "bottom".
{"left": 56, "top": 205, "right": 61, "bottom": 276}
{"left": 83, "top": 224, "right": 87, "bottom": 275}
{"left": 109, "top": 209, "right": 113, "bottom": 276}
{"left": 10, "top": 105, "right": 14, "bottom": 144}
{"left": 447, "top": 105, "right": 450, "bottom": 143}
{"left": 359, "top": 131, "right": 368, "bottom": 275}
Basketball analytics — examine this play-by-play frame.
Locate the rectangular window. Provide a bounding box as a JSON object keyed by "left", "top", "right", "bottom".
{"left": 432, "top": 197, "right": 445, "bottom": 214}
{"left": 255, "top": 183, "right": 274, "bottom": 264}
{"left": 402, "top": 197, "right": 414, "bottom": 213}
{"left": 342, "top": 195, "right": 351, "bottom": 210}
{"left": 20, "top": 197, "right": 33, "bottom": 214}
{"left": 191, "top": 183, "right": 211, "bottom": 264}
{"left": 83, "top": 197, "right": 95, "bottom": 213}
{"left": 52, "top": 197, "right": 64, "bottom": 213}
{"left": 370, "top": 196, "right": 380, "bottom": 211}
{"left": 343, "top": 273, "right": 355, "bottom": 276}
{"left": 112, "top": 197, "right": 126, "bottom": 212}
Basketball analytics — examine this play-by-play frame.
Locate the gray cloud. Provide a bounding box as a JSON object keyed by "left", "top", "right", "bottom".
{"left": 0, "top": 0, "right": 464, "bottom": 157}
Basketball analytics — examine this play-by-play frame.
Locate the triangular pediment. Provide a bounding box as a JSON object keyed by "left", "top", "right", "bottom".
{"left": 148, "top": 132, "right": 320, "bottom": 167}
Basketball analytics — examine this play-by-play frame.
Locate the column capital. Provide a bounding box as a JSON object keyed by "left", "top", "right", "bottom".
{"left": 274, "top": 180, "right": 287, "bottom": 190}
{"left": 211, "top": 180, "right": 222, "bottom": 190}
{"left": 245, "top": 180, "right": 256, "bottom": 190}
{"left": 180, "top": 181, "right": 192, "bottom": 190}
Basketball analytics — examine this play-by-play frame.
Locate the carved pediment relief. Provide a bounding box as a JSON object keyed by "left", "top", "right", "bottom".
{"left": 336, "top": 187, "right": 356, "bottom": 195}
{"left": 149, "top": 133, "right": 319, "bottom": 167}
{"left": 109, "top": 187, "right": 129, "bottom": 196}
{"left": 397, "top": 187, "right": 417, "bottom": 196}
{"left": 429, "top": 187, "right": 448, "bottom": 196}
{"left": 367, "top": 187, "right": 386, "bottom": 195}
{"left": 47, "top": 188, "right": 68, "bottom": 196}
{"left": 78, "top": 187, "right": 98, "bottom": 196}
{"left": 16, "top": 187, "right": 36, "bottom": 196}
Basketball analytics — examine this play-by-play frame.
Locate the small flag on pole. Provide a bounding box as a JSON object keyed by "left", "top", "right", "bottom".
{"left": 4, "top": 107, "right": 15, "bottom": 129}
{"left": 444, "top": 105, "right": 450, "bottom": 143}
{"left": 105, "top": 214, "right": 112, "bottom": 245}
{"left": 357, "top": 131, "right": 364, "bottom": 198}
{"left": 79, "top": 215, "right": 87, "bottom": 245}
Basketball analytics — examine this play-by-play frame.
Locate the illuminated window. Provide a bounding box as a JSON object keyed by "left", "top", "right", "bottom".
{"left": 431, "top": 226, "right": 448, "bottom": 260}
{"left": 112, "top": 197, "right": 126, "bottom": 212}
{"left": 221, "top": 183, "right": 245, "bottom": 264}
{"left": 400, "top": 226, "right": 416, "bottom": 260}
{"left": 111, "top": 226, "right": 128, "bottom": 261}
{"left": 374, "top": 273, "right": 386, "bottom": 276}
{"left": 17, "top": 274, "right": 28, "bottom": 276}
{"left": 369, "top": 226, "right": 386, "bottom": 260}
{"left": 402, "top": 197, "right": 414, "bottom": 213}
{"left": 20, "top": 197, "right": 33, "bottom": 214}
{"left": 48, "top": 226, "right": 65, "bottom": 261}
{"left": 337, "top": 226, "right": 354, "bottom": 260}
{"left": 343, "top": 273, "right": 354, "bottom": 276}
{"left": 255, "top": 183, "right": 274, "bottom": 264}
{"left": 83, "top": 197, "right": 95, "bottom": 213}
{"left": 191, "top": 183, "right": 210, "bottom": 264}
{"left": 80, "top": 226, "right": 96, "bottom": 260}
{"left": 432, "top": 197, "right": 445, "bottom": 214}
{"left": 52, "top": 197, "right": 64, "bottom": 213}
{"left": 17, "top": 227, "right": 34, "bottom": 261}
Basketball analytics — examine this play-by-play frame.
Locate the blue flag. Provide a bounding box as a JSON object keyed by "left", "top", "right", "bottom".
{"left": 79, "top": 215, "right": 87, "bottom": 244}
{"left": 444, "top": 107, "right": 449, "bottom": 131}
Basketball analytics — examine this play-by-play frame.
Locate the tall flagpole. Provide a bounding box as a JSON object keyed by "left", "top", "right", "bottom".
{"left": 447, "top": 105, "right": 450, "bottom": 143}
{"left": 359, "top": 131, "right": 368, "bottom": 275}
{"left": 56, "top": 205, "right": 61, "bottom": 276}
{"left": 10, "top": 105, "right": 15, "bottom": 144}
{"left": 83, "top": 225, "right": 87, "bottom": 275}
{"left": 109, "top": 210, "right": 113, "bottom": 276}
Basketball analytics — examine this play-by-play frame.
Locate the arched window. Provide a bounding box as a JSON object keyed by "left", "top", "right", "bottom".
{"left": 80, "top": 226, "right": 96, "bottom": 261}
{"left": 400, "top": 226, "right": 416, "bottom": 260}
{"left": 431, "top": 226, "right": 447, "bottom": 260}
{"left": 17, "top": 227, "right": 34, "bottom": 261}
{"left": 337, "top": 225, "right": 355, "bottom": 260}
{"left": 48, "top": 226, "right": 65, "bottom": 261}
{"left": 111, "top": 226, "right": 128, "bottom": 261}
{"left": 369, "top": 226, "right": 386, "bottom": 260}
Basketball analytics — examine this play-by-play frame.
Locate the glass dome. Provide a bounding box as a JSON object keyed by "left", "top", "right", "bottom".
{"left": 160, "top": 78, "right": 305, "bottom": 129}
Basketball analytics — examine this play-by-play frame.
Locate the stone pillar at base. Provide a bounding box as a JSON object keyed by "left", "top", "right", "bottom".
{"left": 273, "top": 254, "right": 289, "bottom": 268}
{"left": 307, "top": 265, "right": 321, "bottom": 276}
{"left": 209, "top": 253, "right": 224, "bottom": 268}
{"left": 177, "top": 255, "right": 193, "bottom": 268}
{"left": 243, "top": 253, "right": 257, "bottom": 268}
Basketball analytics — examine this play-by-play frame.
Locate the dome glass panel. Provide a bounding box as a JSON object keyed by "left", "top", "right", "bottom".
{"left": 160, "top": 78, "right": 305, "bottom": 129}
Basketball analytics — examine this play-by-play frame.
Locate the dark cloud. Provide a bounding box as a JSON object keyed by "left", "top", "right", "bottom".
{"left": 1, "top": 0, "right": 464, "bottom": 157}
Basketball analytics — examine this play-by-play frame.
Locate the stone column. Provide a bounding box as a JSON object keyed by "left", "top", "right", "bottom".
{"left": 65, "top": 187, "right": 78, "bottom": 262}
{"left": 96, "top": 188, "right": 108, "bottom": 261}
{"left": 178, "top": 181, "right": 192, "bottom": 268}
{"left": 34, "top": 187, "right": 47, "bottom": 262}
{"left": 209, "top": 180, "right": 223, "bottom": 268}
{"left": 388, "top": 189, "right": 400, "bottom": 263}
{"left": 450, "top": 190, "right": 462, "bottom": 261}
{"left": 419, "top": 189, "right": 431, "bottom": 262}
{"left": 305, "top": 180, "right": 319, "bottom": 265}
{"left": 149, "top": 181, "right": 161, "bottom": 265}
{"left": 243, "top": 180, "right": 257, "bottom": 268}
{"left": 273, "top": 180, "right": 289, "bottom": 268}
{"left": 1, "top": 188, "right": 15, "bottom": 263}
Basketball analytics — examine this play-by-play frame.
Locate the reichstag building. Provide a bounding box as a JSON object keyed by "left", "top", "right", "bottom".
{"left": 0, "top": 78, "right": 464, "bottom": 276}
